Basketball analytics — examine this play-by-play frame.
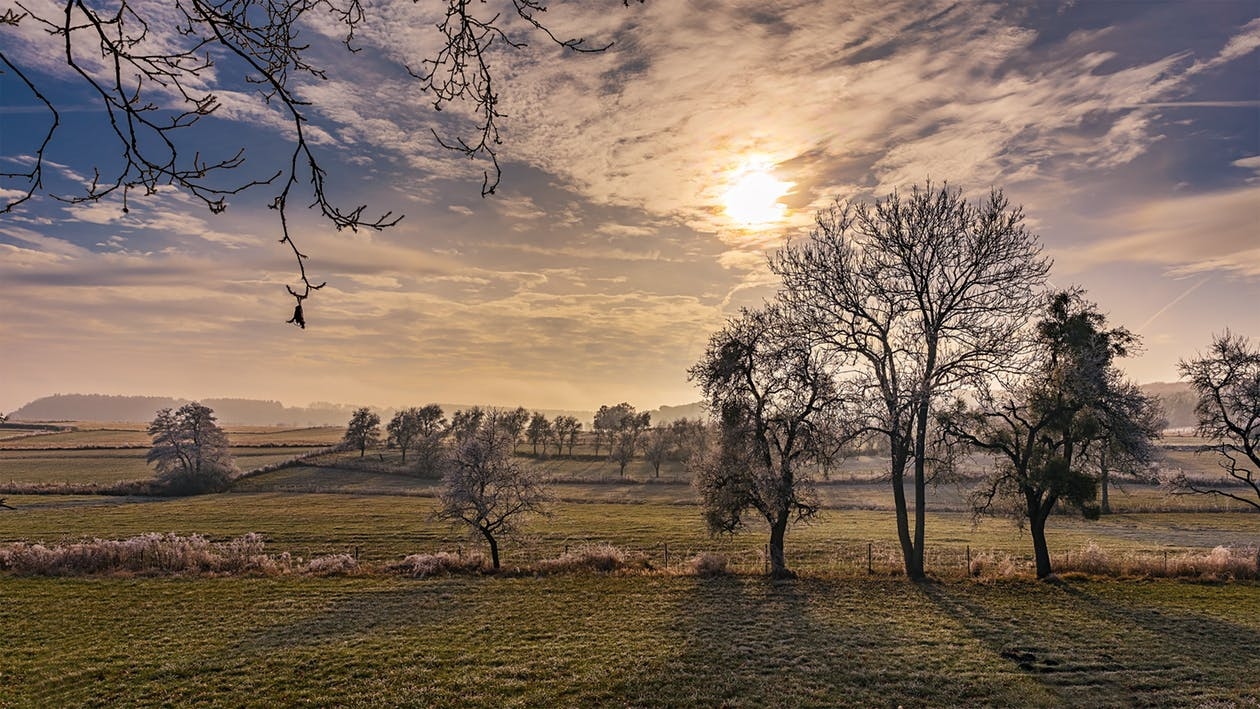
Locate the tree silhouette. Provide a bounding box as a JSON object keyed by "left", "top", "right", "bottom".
{"left": 1, "top": 0, "right": 641, "bottom": 324}
{"left": 1177, "top": 331, "right": 1260, "bottom": 511}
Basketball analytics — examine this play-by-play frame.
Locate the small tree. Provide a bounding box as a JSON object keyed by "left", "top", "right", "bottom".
{"left": 1177, "top": 331, "right": 1260, "bottom": 511}
{"left": 553, "top": 415, "right": 583, "bottom": 456}
{"left": 386, "top": 404, "right": 447, "bottom": 467}
{"left": 609, "top": 410, "right": 651, "bottom": 477}
{"left": 436, "top": 414, "right": 551, "bottom": 569}
{"left": 449, "top": 407, "right": 486, "bottom": 445}
{"left": 669, "top": 418, "right": 711, "bottom": 467}
{"left": 501, "top": 407, "right": 531, "bottom": 453}
{"left": 526, "top": 411, "right": 552, "bottom": 456}
{"left": 689, "top": 304, "right": 851, "bottom": 578}
{"left": 944, "top": 291, "right": 1162, "bottom": 578}
{"left": 387, "top": 408, "right": 424, "bottom": 464}
{"left": 343, "top": 407, "right": 381, "bottom": 457}
{"left": 643, "top": 426, "right": 674, "bottom": 478}
{"left": 146, "top": 403, "right": 237, "bottom": 494}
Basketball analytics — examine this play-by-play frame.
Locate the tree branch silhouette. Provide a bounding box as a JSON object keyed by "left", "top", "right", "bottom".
{"left": 1, "top": 0, "right": 639, "bottom": 326}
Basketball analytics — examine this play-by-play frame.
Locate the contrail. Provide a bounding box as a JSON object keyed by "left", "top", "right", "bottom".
{"left": 1138, "top": 277, "right": 1210, "bottom": 333}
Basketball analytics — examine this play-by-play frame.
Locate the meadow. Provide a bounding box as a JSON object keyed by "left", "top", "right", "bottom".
{"left": 0, "top": 424, "right": 1257, "bottom": 706}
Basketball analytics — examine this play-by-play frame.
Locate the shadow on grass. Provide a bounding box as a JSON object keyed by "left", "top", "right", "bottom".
{"left": 621, "top": 575, "right": 1042, "bottom": 707}
{"left": 919, "top": 578, "right": 1260, "bottom": 707}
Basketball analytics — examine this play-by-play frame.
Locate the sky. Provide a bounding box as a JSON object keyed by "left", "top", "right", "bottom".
{"left": 1, "top": 0, "right": 1258, "bottom": 415}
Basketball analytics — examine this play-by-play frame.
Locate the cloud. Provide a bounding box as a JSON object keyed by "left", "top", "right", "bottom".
{"left": 1067, "top": 186, "right": 1260, "bottom": 277}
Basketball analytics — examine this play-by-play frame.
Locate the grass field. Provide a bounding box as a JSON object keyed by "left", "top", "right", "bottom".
{"left": 1, "top": 575, "right": 1257, "bottom": 707}
{"left": 1, "top": 425, "right": 1257, "bottom": 706}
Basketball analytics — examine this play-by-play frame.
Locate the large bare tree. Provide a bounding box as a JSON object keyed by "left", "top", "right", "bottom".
{"left": 689, "top": 304, "right": 851, "bottom": 578}
{"left": 1176, "top": 331, "right": 1260, "bottom": 511}
{"left": 771, "top": 182, "right": 1051, "bottom": 580}
{"left": 1, "top": 0, "right": 640, "bottom": 324}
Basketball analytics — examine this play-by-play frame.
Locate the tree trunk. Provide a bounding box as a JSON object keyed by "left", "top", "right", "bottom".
{"left": 1099, "top": 448, "right": 1111, "bottom": 514}
{"left": 1029, "top": 501, "right": 1053, "bottom": 579}
{"left": 401, "top": 447, "right": 407, "bottom": 464}
{"left": 483, "top": 529, "right": 501, "bottom": 569}
{"left": 768, "top": 513, "right": 793, "bottom": 579}
{"left": 890, "top": 451, "right": 922, "bottom": 579}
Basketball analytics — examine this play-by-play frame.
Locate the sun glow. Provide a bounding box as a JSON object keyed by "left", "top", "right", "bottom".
{"left": 722, "top": 162, "right": 791, "bottom": 226}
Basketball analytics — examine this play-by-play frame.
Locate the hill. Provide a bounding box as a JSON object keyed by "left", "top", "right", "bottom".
{"left": 7, "top": 393, "right": 708, "bottom": 427}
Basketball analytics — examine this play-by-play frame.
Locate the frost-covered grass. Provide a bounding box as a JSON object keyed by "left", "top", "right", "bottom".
{"left": 0, "top": 574, "right": 1256, "bottom": 707}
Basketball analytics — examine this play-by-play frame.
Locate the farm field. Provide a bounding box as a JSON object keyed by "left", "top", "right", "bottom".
{"left": 1, "top": 424, "right": 1257, "bottom": 706}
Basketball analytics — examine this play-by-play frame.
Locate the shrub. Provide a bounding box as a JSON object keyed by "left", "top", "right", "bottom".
{"left": 304, "top": 553, "right": 360, "bottom": 576}
{"left": 392, "top": 551, "right": 486, "bottom": 577}
{"left": 0, "top": 533, "right": 286, "bottom": 576}
{"left": 967, "top": 552, "right": 1019, "bottom": 579}
{"left": 535, "top": 544, "right": 652, "bottom": 574}
{"left": 687, "top": 552, "right": 729, "bottom": 577}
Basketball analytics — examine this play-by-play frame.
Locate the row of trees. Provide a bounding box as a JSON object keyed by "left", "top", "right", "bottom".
{"left": 691, "top": 182, "right": 1256, "bottom": 580}
{"left": 342, "top": 402, "right": 708, "bottom": 477}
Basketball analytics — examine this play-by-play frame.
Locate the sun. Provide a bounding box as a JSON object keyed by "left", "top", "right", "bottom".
{"left": 722, "top": 163, "right": 791, "bottom": 226}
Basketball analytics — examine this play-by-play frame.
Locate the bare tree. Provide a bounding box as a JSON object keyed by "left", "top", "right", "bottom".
{"left": 342, "top": 406, "right": 381, "bottom": 457}
{"left": 448, "top": 407, "right": 486, "bottom": 445}
{"left": 387, "top": 404, "right": 446, "bottom": 466}
{"left": 387, "top": 408, "right": 424, "bottom": 464}
{"left": 500, "top": 407, "right": 531, "bottom": 453}
{"left": 942, "top": 291, "right": 1162, "bottom": 579}
{"left": 603, "top": 404, "right": 650, "bottom": 477}
{"left": 147, "top": 402, "right": 237, "bottom": 494}
{"left": 552, "top": 415, "right": 582, "bottom": 457}
{"left": 642, "top": 426, "right": 674, "bottom": 478}
{"left": 1, "top": 1, "right": 641, "bottom": 324}
{"left": 689, "top": 304, "right": 851, "bottom": 578}
{"left": 771, "top": 182, "right": 1051, "bottom": 580}
{"left": 1176, "top": 331, "right": 1260, "bottom": 511}
{"left": 526, "top": 411, "right": 551, "bottom": 456}
{"left": 436, "top": 412, "right": 550, "bottom": 569}
{"left": 668, "top": 418, "right": 710, "bottom": 467}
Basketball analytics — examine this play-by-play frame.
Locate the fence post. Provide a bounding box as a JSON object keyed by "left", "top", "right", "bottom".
{"left": 1163, "top": 550, "right": 1168, "bottom": 575}
{"left": 867, "top": 542, "right": 873, "bottom": 575}
{"left": 966, "top": 545, "right": 971, "bottom": 575}
{"left": 663, "top": 542, "right": 669, "bottom": 569}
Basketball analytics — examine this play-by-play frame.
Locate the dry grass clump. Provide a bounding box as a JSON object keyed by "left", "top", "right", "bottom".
{"left": 392, "top": 551, "right": 487, "bottom": 577}
{"left": 1059, "top": 543, "right": 1259, "bottom": 580}
{"left": 0, "top": 533, "right": 373, "bottom": 577}
{"left": 687, "top": 551, "right": 730, "bottom": 577}
{"left": 304, "top": 553, "right": 361, "bottom": 576}
{"left": 968, "top": 552, "right": 1020, "bottom": 579}
{"left": 0, "top": 532, "right": 284, "bottom": 576}
{"left": 534, "top": 544, "right": 653, "bottom": 574}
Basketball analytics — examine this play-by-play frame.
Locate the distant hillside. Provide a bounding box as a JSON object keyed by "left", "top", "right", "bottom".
{"left": 9, "top": 394, "right": 360, "bottom": 426}
{"left": 8, "top": 393, "right": 709, "bottom": 428}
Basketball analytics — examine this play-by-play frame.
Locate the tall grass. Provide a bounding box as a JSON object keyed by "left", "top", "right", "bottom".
{"left": 0, "top": 533, "right": 365, "bottom": 577}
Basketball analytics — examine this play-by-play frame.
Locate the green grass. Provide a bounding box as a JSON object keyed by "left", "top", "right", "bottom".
{"left": 0, "top": 574, "right": 1256, "bottom": 707}
{"left": 0, "top": 446, "right": 331, "bottom": 485}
